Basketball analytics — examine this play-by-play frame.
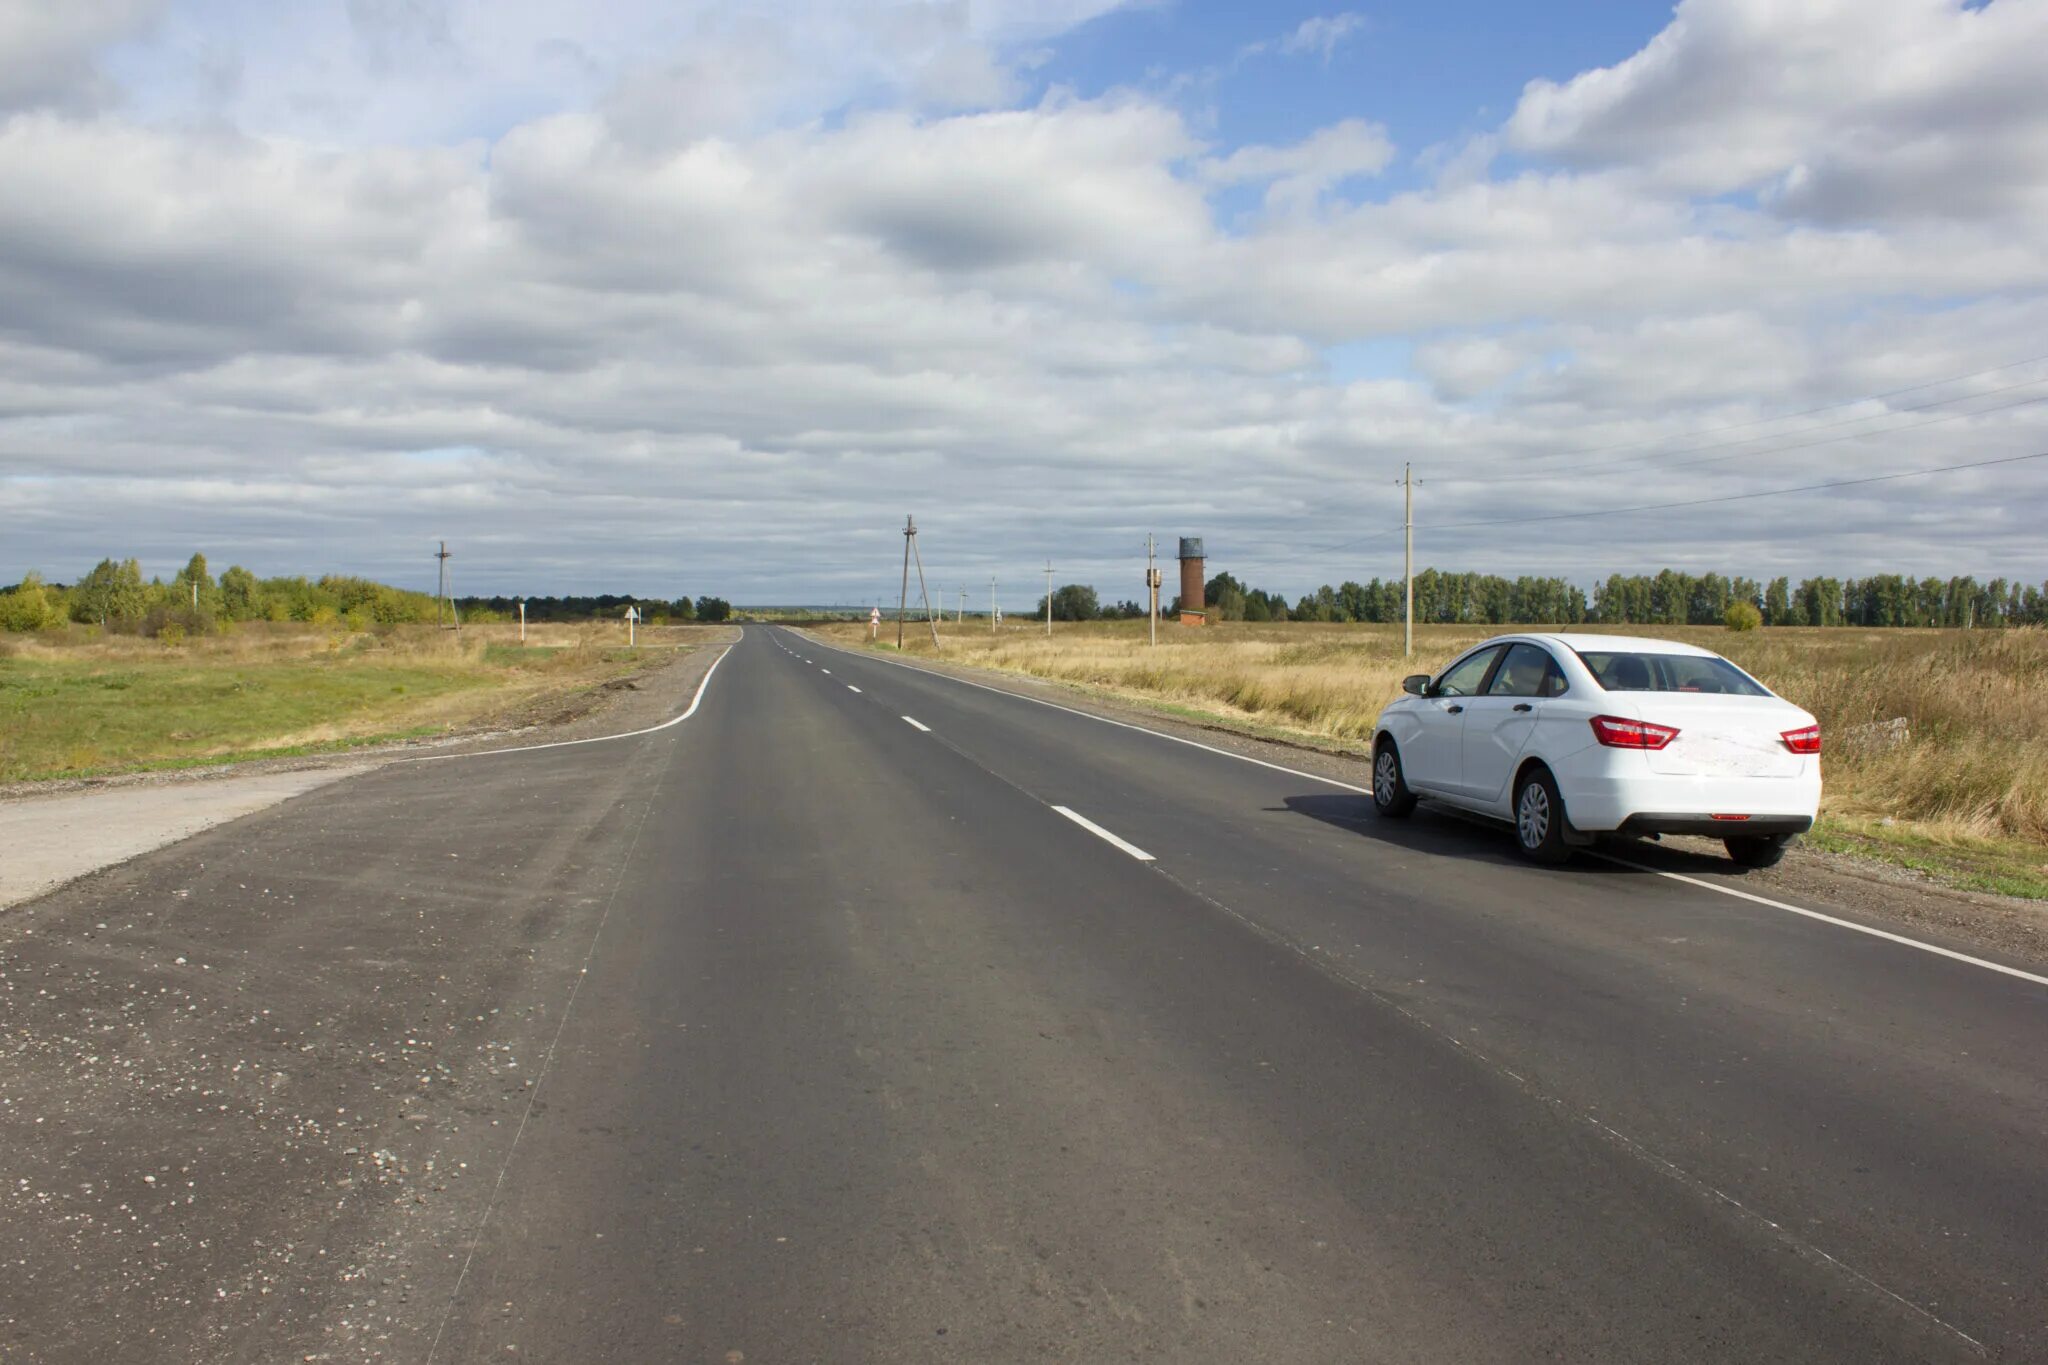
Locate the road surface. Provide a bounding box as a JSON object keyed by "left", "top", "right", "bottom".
{"left": 2, "top": 623, "right": 2042, "bottom": 1363}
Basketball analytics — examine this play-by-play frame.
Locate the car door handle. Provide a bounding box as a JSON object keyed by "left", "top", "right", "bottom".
{"left": 1513, "top": 703, "right": 1533, "bottom": 712}
{"left": 1445, "top": 704, "right": 1463, "bottom": 714}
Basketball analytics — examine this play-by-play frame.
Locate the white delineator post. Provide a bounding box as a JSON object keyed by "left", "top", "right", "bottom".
{"left": 626, "top": 605, "right": 638, "bottom": 646}
{"left": 518, "top": 600, "right": 526, "bottom": 643}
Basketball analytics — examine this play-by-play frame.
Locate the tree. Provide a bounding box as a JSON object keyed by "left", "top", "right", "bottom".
{"left": 219, "top": 565, "right": 262, "bottom": 621}
{"left": 0, "top": 573, "right": 63, "bottom": 632}
{"left": 1045, "top": 584, "right": 1099, "bottom": 621}
{"left": 694, "top": 595, "right": 731, "bottom": 622}
{"left": 70, "top": 558, "right": 146, "bottom": 625}
{"left": 1763, "top": 576, "right": 1791, "bottom": 625}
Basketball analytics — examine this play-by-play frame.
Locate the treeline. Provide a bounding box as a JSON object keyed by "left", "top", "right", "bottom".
{"left": 1163, "top": 569, "right": 2048, "bottom": 628}
{"left": 0, "top": 554, "right": 445, "bottom": 636}
{"left": 0, "top": 553, "right": 729, "bottom": 635}
{"left": 457, "top": 594, "right": 732, "bottom": 623}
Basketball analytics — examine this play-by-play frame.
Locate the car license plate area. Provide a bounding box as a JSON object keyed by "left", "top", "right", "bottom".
{"left": 1649, "top": 731, "right": 1797, "bottom": 778}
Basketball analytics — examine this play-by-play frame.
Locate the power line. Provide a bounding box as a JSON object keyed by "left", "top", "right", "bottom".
{"left": 1454, "top": 350, "right": 2048, "bottom": 471}
{"left": 1481, "top": 376, "right": 2048, "bottom": 483}
{"left": 1423, "top": 449, "right": 2048, "bottom": 534}
{"left": 1302, "top": 448, "right": 2048, "bottom": 555}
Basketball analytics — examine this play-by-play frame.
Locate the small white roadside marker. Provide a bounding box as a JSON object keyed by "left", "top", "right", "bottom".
{"left": 901, "top": 716, "right": 929, "bottom": 731}
{"left": 1051, "top": 806, "right": 1155, "bottom": 862}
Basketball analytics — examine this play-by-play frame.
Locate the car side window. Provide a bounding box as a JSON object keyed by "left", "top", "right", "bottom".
{"left": 1484, "top": 643, "right": 1566, "bottom": 698}
{"left": 1434, "top": 646, "right": 1502, "bottom": 698}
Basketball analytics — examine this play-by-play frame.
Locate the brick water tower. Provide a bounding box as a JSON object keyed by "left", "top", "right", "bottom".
{"left": 1178, "top": 537, "right": 1207, "bottom": 625}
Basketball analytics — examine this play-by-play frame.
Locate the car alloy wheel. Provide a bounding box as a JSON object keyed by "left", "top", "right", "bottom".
{"left": 1374, "top": 750, "right": 1398, "bottom": 805}
{"left": 1517, "top": 780, "right": 1551, "bottom": 849}
{"left": 1372, "top": 742, "right": 1416, "bottom": 817}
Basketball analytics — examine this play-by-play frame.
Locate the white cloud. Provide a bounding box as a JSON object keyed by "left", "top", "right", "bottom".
{"left": 1277, "top": 12, "right": 1365, "bottom": 62}
{"left": 2, "top": 0, "right": 2045, "bottom": 601}
{"left": 0, "top": 0, "right": 160, "bottom": 112}
{"left": 1199, "top": 118, "right": 1393, "bottom": 213}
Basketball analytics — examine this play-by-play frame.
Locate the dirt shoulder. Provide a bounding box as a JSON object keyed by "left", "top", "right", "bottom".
{"left": 803, "top": 630, "right": 2048, "bottom": 972}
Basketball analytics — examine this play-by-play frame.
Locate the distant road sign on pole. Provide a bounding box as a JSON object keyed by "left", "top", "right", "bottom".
{"left": 870, "top": 605, "right": 881, "bottom": 640}
{"left": 625, "top": 605, "right": 639, "bottom": 646}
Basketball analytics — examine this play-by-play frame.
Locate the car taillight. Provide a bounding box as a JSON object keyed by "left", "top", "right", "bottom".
{"left": 1781, "top": 724, "right": 1821, "bottom": 755}
{"left": 1589, "top": 714, "right": 1680, "bottom": 750}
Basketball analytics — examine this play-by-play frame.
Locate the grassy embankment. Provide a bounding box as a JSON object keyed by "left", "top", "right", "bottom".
{"left": 0, "top": 621, "right": 708, "bottom": 782}
{"left": 826, "top": 618, "right": 2048, "bottom": 899}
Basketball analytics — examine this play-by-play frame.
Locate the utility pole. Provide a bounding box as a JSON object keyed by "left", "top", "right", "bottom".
{"left": 959, "top": 586, "right": 967, "bottom": 624}
{"left": 434, "top": 541, "right": 459, "bottom": 631}
{"left": 897, "top": 515, "right": 913, "bottom": 649}
{"left": 1401, "top": 463, "right": 1414, "bottom": 658}
{"left": 990, "top": 575, "right": 998, "bottom": 632}
{"left": 1146, "top": 533, "right": 1159, "bottom": 647}
{"left": 1044, "top": 561, "right": 1055, "bottom": 636}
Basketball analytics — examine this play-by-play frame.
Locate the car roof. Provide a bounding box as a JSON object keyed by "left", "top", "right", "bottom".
{"left": 1523, "top": 632, "right": 1720, "bottom": 657}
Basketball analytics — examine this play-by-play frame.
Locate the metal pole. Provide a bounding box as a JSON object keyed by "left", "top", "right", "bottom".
{"left": 1403, "top": 463, "right": 1414, "bottom": 658}
{"left": 1045, "top": 561, "right": 1054, "bottom": 636}
{"left": 897, "top": 514, "right": 913, "bottom": 649}
{"left": 990, "top": 575, "right": 997, "bottom": 632}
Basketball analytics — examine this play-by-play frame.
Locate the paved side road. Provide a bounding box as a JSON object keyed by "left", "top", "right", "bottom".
{"left": 1, "top": 624, "right": 2041, "bottom": 1362}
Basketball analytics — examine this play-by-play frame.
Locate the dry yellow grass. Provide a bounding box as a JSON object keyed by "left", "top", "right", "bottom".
{"left": 822, "top": 618, "right": 2048, "bottom": 845}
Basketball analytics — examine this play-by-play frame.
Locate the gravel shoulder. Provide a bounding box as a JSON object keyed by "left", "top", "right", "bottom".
{"left": 0, "top": 636, "right": 732, "bottom": 1363}
{"left": 805, "top": 630, "right": 2048, "bottom": 971}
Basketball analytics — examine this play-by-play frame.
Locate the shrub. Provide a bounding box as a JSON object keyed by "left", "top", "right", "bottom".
{"left": 1725, "top": 601, "right": 1762, "bottom": 632}
{"left": 0, "top": 574, "right": 63, "bottom": 632}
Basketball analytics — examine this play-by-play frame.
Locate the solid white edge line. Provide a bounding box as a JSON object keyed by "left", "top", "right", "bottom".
{"left": 805, "top": 631, "right": 2047, "bottom": 990}
{"left": 1594, "top": 852, "right": 2048, "bottom": 987}
{"left": 401, "top": 643, "right": 732, "bottom": 764}
{"left": 901, "top": 716, "right": 929, "bottom": 731}
{"left": 1051, "top": 805, "right": 1156, "bottom": 862}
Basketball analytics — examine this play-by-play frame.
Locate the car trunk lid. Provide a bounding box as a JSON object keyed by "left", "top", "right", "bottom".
{"left": 1633, "top": 695, "right": 1805, "bottom": 779}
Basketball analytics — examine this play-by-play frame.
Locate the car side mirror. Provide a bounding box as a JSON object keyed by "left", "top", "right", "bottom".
{"left": 1401, "top": 673, "right": 1431, "bottom": 696}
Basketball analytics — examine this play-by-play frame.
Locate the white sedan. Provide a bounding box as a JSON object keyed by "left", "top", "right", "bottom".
{"left": 1370, "top": 633, "right": 1821, "bottom": 867}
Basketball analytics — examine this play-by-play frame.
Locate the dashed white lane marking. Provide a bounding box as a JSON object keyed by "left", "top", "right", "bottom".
{"left": 901, "top": 716, "right": 929, "bottom": 732}
{"left": 821, "top": 669, "right": 831, "bottom": 674}
{"left": 848, "top": 685, "right": 862, "bottom": 693}
{"left": 806, "top": 632, "right": 2045, "bottom": 990}
{"left": 1051, "top": 806, "right": 1155, "bottom": 861}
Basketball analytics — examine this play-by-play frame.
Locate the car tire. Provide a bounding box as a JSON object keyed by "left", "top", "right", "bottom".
{"left": 1724, "top": 833, "right": 1793, "bottom": 868}
{"left": 1372, "top": 739, "right": 1418, "bottom": 818}
{"left": 1512, "top": 766, "right": 1572, "bottom": 865}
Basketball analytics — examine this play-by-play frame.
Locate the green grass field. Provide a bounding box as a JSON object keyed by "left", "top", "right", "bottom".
{"left": 0, "top": 624, "right": 677, "bottom": 781}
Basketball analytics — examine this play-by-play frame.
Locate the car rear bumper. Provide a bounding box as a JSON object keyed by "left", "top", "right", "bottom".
{"left": 1554, "top": 766, "right": 1820, "bottom": 834}
{"left": 1615, "top": 812, "right": 1814, "bottom": 838}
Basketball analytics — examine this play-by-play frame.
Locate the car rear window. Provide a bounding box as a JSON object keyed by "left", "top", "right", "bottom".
{"left": 1577, "top": 650, "right": 1771, "bottom": 696}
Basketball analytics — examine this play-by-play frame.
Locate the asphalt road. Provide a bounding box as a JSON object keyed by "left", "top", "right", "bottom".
{"left": 3, "top": 623, "right": 2044, "bottom": 1363}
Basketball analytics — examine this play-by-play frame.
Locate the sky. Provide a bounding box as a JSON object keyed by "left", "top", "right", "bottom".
{"left": 1, "top": 0, "right": 2045, "bottom": 607}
